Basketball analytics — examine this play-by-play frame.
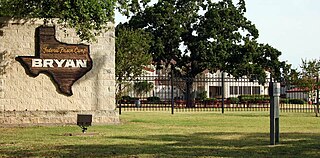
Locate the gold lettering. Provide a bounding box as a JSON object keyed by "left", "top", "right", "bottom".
{"left": 42, "top": 47, "right": 87, "bottom": 54}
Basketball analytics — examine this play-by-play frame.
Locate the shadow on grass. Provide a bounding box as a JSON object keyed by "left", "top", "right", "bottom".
{"left": 1, "top": 132, "right": 319, "bottom": 157}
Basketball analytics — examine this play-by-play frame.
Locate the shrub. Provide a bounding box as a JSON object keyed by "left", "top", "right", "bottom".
{"left": 228, "top": 97, "right": 239, "bottom": 104}
{"left": 203, "top": 98, "right": 216, "bottom": 101}
{"left": 147, "top": 96, "right": 161, "bottom": 103}
{"left": 120, "top": 96, "right": 135, "bottom": 103}
{"left": 196, "top": 91, "right": 207, "bottom": 101}
{"left": 280, "top": 98, "right": 289, "bottom": 104}
{"left": 238, "top": 95, "right": 270, "bottom": 103}
{"left": 203, "top": 98, "right": 216, "bottom": 104}
{"left": 121, "top": 96, "right": 133, "bottom": 101}
{"left": 134, "top": 81, "right": 154, "bottom": 96}
{"left": 238, "top": 95, "right": 255, "bottom": 103}
{"left": 288, "top": 99, "right": 305, "bottom": 104}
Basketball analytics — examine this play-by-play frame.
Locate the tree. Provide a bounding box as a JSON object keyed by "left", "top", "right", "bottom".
{"left": 115, "top": 26, "right": 152, "bottom": 100}
{"left": 133, "top": 81, "right": 154, "bottom": 97}
{"left": 0, "top": 0, "right": 152, "bottom": 41}
{"left": 293, "top": 59, "right": 320, "bottom": 116}
{"left": 124, "top": 0, "right": 284, "bottom": 107}
{"left": 280, "top": 62, "right": 298, "bottom": 87}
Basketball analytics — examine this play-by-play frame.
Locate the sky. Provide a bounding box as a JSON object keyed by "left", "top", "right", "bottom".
{"left": 115, "top": 0, "right": 320, "bottom": 69}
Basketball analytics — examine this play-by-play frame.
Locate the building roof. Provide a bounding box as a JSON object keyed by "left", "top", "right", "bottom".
{"left": 286, "top": 87, "right": 309, "bottom": 93}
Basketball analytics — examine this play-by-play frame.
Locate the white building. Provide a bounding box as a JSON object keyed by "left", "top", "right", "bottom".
{"left": 125, "top": 67, "right": 271, "bottom": 100}
{"left": 285, "top": 87, "right": 309, "bottom": 101}
{"left": 203, "top": 71, "right": 270, "bottom": 99}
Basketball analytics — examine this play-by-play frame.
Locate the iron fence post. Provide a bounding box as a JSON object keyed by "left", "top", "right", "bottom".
{"left": 119, "top": 82, "right": 122, "bottom": 115}
{"left": 222, "top": 72, "right": 225, "bottom": 114}
{"left": 317, "top": 76, "right": 319, "bottom": 114}
{"left": 171, "top": 65, "right": 175, "bottom": 114}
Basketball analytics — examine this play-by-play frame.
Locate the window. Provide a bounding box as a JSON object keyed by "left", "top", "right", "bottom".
{"left": 243, "top": 87, "right": 251, "bottom": 94}
{"left": 252, "top": 86, "right": 260, "bottom": 94}
{"left": 239, "top": 86, "right": 251, "bottom": 95}
{"left": 230, "top": 86, "right": 238, "bottom": 95}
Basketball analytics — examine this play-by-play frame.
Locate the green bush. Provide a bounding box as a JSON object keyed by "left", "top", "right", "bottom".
{"left": 238, "top": 95, "right": 270, "bottom": 103}
{"left": 121, "top": 96, "right": 133, "bottom": 101}
{"left": 134, "top": 81, "right": 154, "bottom": 96}
{"left": 280, "top": 98, "right": 289, "bottom": 104}
{"left": 228, "top": 97, "right": 239, "bottom": 104}
{"left": 196, "top": 91, "right": 207, "bottom": 101}
{"left": 202, "top": 98, "right": 216, "bottom": 104}
{"left": 288, "top": 99, "right": 305, "bottom": 104}
{"left": 120, "top": 96, "right": 136, "bottom": 103}
{"left": 254, "top": 95, "right": 270, "bottom": 102}
{"left": 203, "top": 98, "right": 216, "bottom": 102}
{"left": 147, "top": 96, "right": 161, "bottom": 103}
{"left": 238, "top": 95, "right": 254, "bottom": 103}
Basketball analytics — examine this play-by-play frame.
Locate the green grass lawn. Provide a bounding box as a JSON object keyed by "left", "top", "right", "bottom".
{"left": 0, "top": 112, "right": 319, "bottom": 157}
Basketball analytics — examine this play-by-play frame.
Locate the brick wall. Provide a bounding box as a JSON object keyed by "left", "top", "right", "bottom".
{"left": 0, "top": 18, "right": 119, "bottom": 126}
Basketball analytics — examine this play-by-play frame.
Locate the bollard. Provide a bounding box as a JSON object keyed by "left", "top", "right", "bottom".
{"left": 135, "top": 99, "right": 141, "bottom": 108}
{"left": 269, "top": 82, "right": 280, "bottom": 145}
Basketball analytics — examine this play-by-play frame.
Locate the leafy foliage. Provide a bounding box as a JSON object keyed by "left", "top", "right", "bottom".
{"left": 0, "top": 0, "right": 117, "bottom": 41}
{"left": 115, "top": 27, "right": 152, "bottom": 82}
{"left": 293, "top": 59, "right": 320, "bottom": 102}
{"left": 121, "top": 0, "right": 285, "bottom": 107}
{"left": 227, "top": 97, "right": 240, "bottom": 104}
{"left": 280, "top": 62, "right": 299, "bottom": 85}
{"left": 125, "top": 0, "right": 284, "bottom": 84}
{"left": 116, "top": 0, "right": 152, "bottom": 17}
{"left": 0, "top": 0, "right": 154, "bottom": 41}
{"left": 147, "top": 96, "right": 161, "bottom": 103}
{"left": 196, "top": 91, "right": 207, "bottom": 101}
{"left": 115, "top": 26, "right": 152, "bottom": 99}
{"left": 133, "top": 81, "right": 154, "bottom": 97}
{"left": 288, "top": 99, "right": 306, "bottom": 104}
{"left": 238, "top": 95, "right": 269, "bottom": 103}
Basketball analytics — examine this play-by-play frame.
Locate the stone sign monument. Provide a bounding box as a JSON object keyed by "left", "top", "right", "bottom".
{"left": 16, "top": 26, "right": 93, "bottom": 96}
{"left": 0, "top": 19, "right": 119, "bottom": 126}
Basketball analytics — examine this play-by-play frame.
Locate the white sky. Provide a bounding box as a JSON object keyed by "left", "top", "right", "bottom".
{"left": 115, "top": 0, "right": 320, "bottom": 69}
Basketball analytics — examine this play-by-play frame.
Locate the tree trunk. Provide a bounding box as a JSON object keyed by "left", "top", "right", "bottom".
{"left": 185, "top": 78, "right": 194, "bottom": 108}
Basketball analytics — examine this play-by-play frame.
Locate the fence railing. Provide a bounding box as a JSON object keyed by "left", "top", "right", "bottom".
{"left": 116, "top": 74, "right": 316, "bottom": 114}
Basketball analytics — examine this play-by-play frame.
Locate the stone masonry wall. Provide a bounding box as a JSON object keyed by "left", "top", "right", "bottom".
{"left": 0, "top": 18, "right": 119, "bottom": 126}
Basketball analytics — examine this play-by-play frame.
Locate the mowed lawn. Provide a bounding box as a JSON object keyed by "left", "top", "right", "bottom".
{"left": 0, "top": 112, "right": 319, "bottom": 157}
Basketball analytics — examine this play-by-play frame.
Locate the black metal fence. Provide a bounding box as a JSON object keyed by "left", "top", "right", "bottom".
{"left": 117, "top": 73, "right": 316, "bottom": 114}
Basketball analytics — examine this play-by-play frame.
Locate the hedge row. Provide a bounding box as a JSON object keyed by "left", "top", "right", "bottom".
{"left": 120, "top": 96, "right": 161, "bottom": 103}
{"left": 121, "top": 95, "right": 307, "bottom": 105}
{"left": 238, "top": 95, "right": 270, "bottom": 103}
{"left": 280, "top": 98, "right": 306, "bottom": 104}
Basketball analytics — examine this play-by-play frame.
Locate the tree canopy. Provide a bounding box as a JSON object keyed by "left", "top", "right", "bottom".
{"left": 291, "top": 59, "right": 320, "bottom": 116}
{"left": 294, "top": 59, "right": 320, "bottom": 94}
{"left": 0, "top": 0, "right": 151, "bottom": 41}
{"left": 115, "top": 26, "right": 152, "bottom": 82}
{"left": 123, "top": 0, "right": 285, "bottom": 83}
{"left": 115, "top": 26, "right": 152, "bottom": 99}
{"left": 133, "top": 81, "right": 154, "bottom": 97}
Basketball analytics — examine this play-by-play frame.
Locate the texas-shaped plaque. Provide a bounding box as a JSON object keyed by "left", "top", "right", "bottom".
{"left": 16, "top": 26, "right": 93, "bottom": 96}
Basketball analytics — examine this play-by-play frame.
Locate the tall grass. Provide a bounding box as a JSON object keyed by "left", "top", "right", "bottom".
{"left": 0, "top": 112, "right": 319, "bottom": 157}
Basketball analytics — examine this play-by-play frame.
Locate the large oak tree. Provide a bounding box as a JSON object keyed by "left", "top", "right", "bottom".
{"left": 122, "top": 0, "right": 285, "bottom": 107}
